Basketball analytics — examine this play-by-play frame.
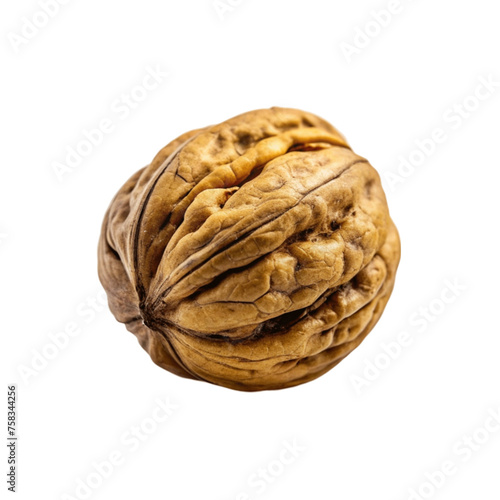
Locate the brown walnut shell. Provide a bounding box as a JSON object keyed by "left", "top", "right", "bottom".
{"left": 98, "top": 107, "right": 400, "bottom": 391}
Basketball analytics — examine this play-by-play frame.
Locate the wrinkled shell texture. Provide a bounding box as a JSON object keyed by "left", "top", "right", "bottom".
{"left": 98, "top": 107, "right": 400, "bottom": 391}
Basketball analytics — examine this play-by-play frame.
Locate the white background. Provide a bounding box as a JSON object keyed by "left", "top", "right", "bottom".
{"left": 1, "top": 0, "right": 499, "bottom": 499}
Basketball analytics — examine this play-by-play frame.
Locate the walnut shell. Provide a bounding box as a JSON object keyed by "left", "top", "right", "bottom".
{"left": 98, "top": 107, "right": 400, "bottom": 391}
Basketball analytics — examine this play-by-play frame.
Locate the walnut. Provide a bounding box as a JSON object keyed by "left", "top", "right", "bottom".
{"left": 98, "top": 107, "right": 400, "bottom": 391}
